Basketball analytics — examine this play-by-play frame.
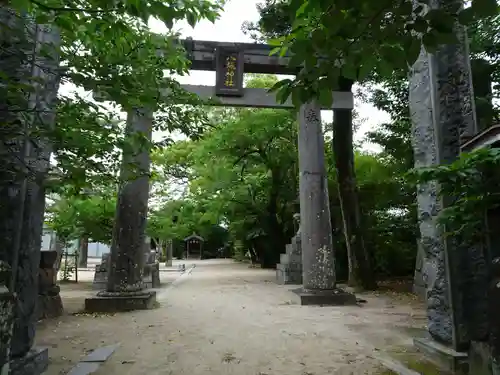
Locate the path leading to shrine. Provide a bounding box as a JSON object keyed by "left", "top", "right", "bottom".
{"left": 37, "top": 259, "right": 426, "bottom": 375}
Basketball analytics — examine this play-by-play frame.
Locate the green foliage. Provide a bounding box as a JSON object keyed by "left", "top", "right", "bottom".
{"left": 152, "top": 93, "right": 419, "bottom": 274}
{"left": 47, "top": 190, "right": 116, "bottom": 244}
{"left": 410, "top": 147, "right": 500, "bottom": 241}
{"left": 147, "top": 199, "right": 229, "bottom": 259}
{"left": 48, "top": 97, "right": 123, "bottom": 195}
{"left": 4, "top": 0, "right": 223, "bottom": 194}
{"left": 242, "top": 0, "right": 292, "bottom": 42}
{"left": 60, "top": 250, "right": 77, "bottom": 282}
{"left": 249, "top": 0, "right": 499, "bottom": 105}
{"left": 152, "top": 104, "right": 298, "bottom": 267}
{"left": 325, "top": 148, "right": 417, "bottom": 278}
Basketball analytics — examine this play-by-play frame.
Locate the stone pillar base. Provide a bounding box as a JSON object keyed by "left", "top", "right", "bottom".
{"left": 36, "top": 294, "right": 63, "bottom": 320}
{"left": 276, "top": 264, "right": 302, "bottom": 285}
{"left": 414, "top": 337, "right": 468, "bottom": 374}
{"left": 84, "top": 291, "right": 157, "bottom": 313}
{"left": 143, "top": 263, "right": 161, "bottom": 288}
{"left": 292, "top": 287, "right": 357, "bottom": 306}
{"left": 9, "top": 347, "right": 49, "bottom": 375}
{"left": 276, "top": 243, "right": 302, "bottom": 285}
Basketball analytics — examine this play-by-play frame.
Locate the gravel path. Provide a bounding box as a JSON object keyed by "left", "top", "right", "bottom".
{"left": 37, "top": 259, "right": 426, "bottom": 375}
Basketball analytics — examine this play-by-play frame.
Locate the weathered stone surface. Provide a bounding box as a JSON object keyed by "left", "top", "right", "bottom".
{"left": 179, "top": 84, "right": 353, "bottom": 109}
{"left": 297, "top": 102, "right": 335, "bottom": 290}
{"left": 413, "top": 242, "right": 426, "bottom": 299}
{"left": 276, "top": 269, "right": 302, "bottom": 285}
{"left": 66, "top": 344, "right": 119, "bottom": 375}
{"left": 9, "top": 347, "right": 49, "bottom": 375}
{"left": 409, "top": 0, "right": 488, "bottom": 350}
{"left": 92, "top": 253, "right": 110, "bottom": 290}
{"left": 36, "top": 295, "right": 63, "bottom": 320}
{"left": 488, "top": 257, "right": 500, "bottom": 374}
{"left": 93, "top": 251, "right": 161, "bottom": 290}
{"left": 85, "top": 291, "right": 157, "bottom": 313}
{"left": 276, "top": 215, "right": 303, "bottom": 285}
{"left": 106, "top": 108, "right": 153, "bottom": 294}
{"left": 280, "top": 253, "right": 301, "bottom": 264}
{"left": 292, "top": 288, "right": 357, "bottom": 306}
{"left": 144, "top": 250, "right": 157, "bottom": 265}
{"left": 143, "top": 263, "right": 160, "bottom": 289}
{"left": 0, "top": 289, "right": 15, "bottom": 373}
{"left": 277, "top": 263, "right": 302, "bottom": 272}
{"left": 37, "top": 250, "right": 63, "bottom": 320}
{"left": 39, "top": 251, "right": 58, "bottom": 269}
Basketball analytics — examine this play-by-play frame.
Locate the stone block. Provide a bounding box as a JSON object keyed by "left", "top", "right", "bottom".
{"left": 39, "top": 251, "right": 59, "bottom": 269}
{"left": 144, "top": 250, "right": 157, "bottom": 264}
{"left": 276, "top": 268, "right": 302, "bottom": 285}
{"left": 84, "top": 291, "right": 157, "bottom": 313}
{"left": 9, "top": 347, "right": 49, "bottom": 375}
{"left": 0, "top": 290, "right": 15, "bottom": 370}
{"left": 36, "top": 294, "right": 63, "bottom": 320}
{"left": 292, "top": 288, "right": 357, "bottom": 306}
{"left": 92, "top": 269, "right": 107, "bottom": 290}
{"left": 291, "top": 239, "right": 301, "bottom": 255}
{"left": 413, "top": 337, "right": 468, "bottom": 375}
{"left": 81, "top": 344, "right": 119, "bottom": 362}
{"left": 284, "top": 271, "right": 302, "bottom": 284}
{"left": 143, "top": 263, "right": 160, "bottom": 288}
{"left": 280, "top": 253, "right": 301, "bottom": 264}
{"left": 280, "top": 262, "right": 302, "bottom": 272}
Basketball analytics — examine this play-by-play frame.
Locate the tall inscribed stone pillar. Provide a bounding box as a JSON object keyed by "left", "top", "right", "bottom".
{"left": 0, "top": 8, "right": 60, "bottom": 374}
{"left": 410, "top": 0, "right": 488, "bottom": 368}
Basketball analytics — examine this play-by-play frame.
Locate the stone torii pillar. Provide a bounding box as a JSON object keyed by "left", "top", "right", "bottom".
{"left": 292, "top": 101, "right": 356, "bottom": 305}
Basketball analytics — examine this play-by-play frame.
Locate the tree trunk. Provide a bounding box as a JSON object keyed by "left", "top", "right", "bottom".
{"left": 332, "top": 77, "right": 377, "bottom": 290}
{"left": 78, "top": 236, "right": 89, "bottom": 268}
{"left": 0, "top": 7, "right": 61, "bottom": 359}
{"left": 265, "top": 173, "right": 286, "bottom": 267}
{"left": 106, "top": 108, "right": 153, "bottom": 293}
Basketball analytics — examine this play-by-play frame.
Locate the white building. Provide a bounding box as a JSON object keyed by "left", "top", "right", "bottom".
{"left": 41, "top": 225, "right": 111, "bottom": 258}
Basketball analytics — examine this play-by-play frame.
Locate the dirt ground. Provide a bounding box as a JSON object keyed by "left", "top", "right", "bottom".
{"left": 36, "top": 259, "right": 427, "bottom": 375}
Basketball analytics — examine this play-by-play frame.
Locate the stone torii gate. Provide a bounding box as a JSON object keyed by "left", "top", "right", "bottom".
{"left": 179, "top": 39, "right": 356, "bottom": 305}
{"left": 86, "top": 39, "right": 357, "bottom": 311}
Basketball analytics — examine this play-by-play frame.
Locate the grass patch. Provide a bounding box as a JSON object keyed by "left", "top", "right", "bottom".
{"left": 375, "top": 369, "right": 398, "bottom": 375}
{"left": 404, "top": 357, "right": 443, "bottom": 375}
{"left": 389, "top": 348, "right": 451, "bottom": 375}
